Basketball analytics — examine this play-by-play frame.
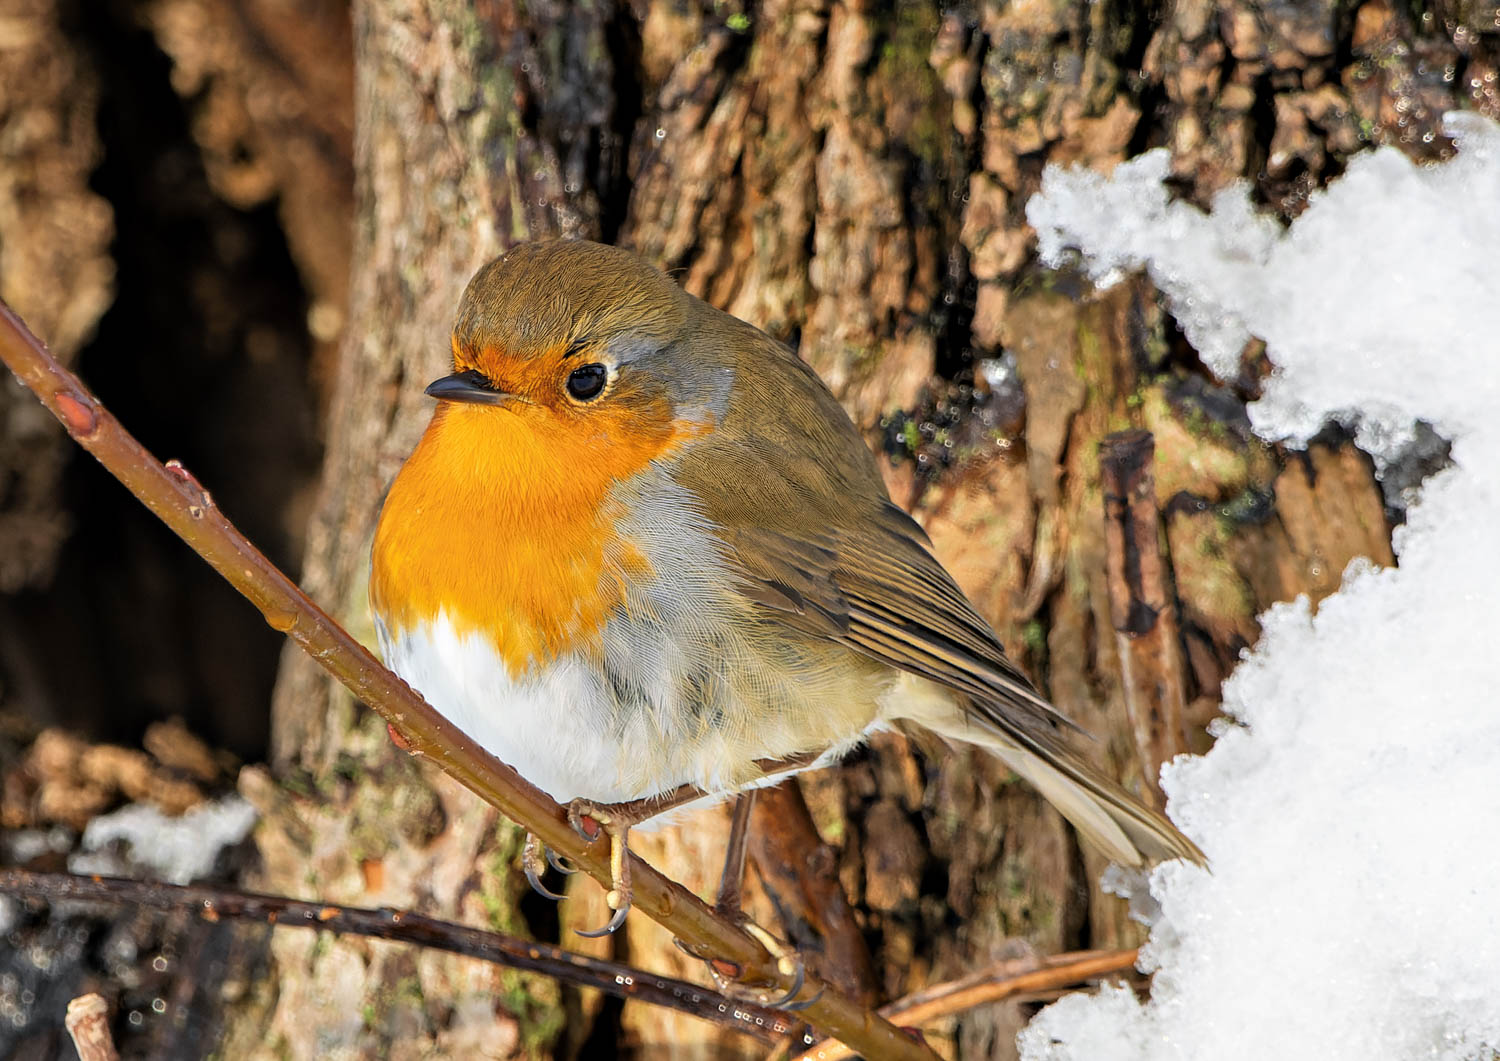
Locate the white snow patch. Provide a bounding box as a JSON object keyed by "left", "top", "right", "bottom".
{"left": 72, "top": 795, "right": 257, "bottom": 885}
{"left": 1029, "top": 113, "right": 1500, "bottom": 463}
{"left": 1019, "top": 115, "right": 1500, "bottom": 1061}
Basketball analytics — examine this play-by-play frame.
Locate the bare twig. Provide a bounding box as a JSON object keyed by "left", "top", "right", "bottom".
{"left": 0, "top": 302, "right": 939, "bottom": 1061}
{"left": 880, "top": 948, "right": 1140, "bottom": 1023}
{"left": 64, "top": 993, "right": 119, "bottom": 1061}
{"left": 1100, "top": 429, "right": 1190, "bottom": 802}
{"left": 1, "top": 869, "right": 802, "bottom": 1045}
{"left": 789, "top": 949, "right": 1141, "bottom": 1061}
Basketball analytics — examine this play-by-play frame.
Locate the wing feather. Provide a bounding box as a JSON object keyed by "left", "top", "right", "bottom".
{"left": 658, "top": 331, "right": 1070, "bottom": 728}
{"left": 660, "top": 324, "right": 1202, "bottom": 865}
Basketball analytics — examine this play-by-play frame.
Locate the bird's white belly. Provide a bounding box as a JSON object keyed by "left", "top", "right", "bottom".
{"left": 375, "top": 606, "right": 893, "bottom": 809}
{"left": 377, "top": 611, "right": 650, "bottom": 804}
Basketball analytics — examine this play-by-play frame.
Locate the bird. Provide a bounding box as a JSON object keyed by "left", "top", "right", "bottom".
{"left": 368, "top": 238, "right": 1203, "bottom": 948}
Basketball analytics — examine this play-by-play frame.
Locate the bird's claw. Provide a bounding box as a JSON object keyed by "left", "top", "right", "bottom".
{"left": 763, "top": 958, "right": 814, "bottom": 1010}
{"left": 574, "top": 902, "right": 630, "bottom": 938}
{"left": 566, "top": 800, "right": 634, "bottom": 936}
{"left": 740, "top": 920, "right": 809, "bottom": 1009}
{"left": 545, "top": 847, "right": 576, "bottom": 875}
{"left": 522, "top": 833, "right": 567, "bottom": 902}
{"left": 779, "top": 979, "right": 824, "bottom": 1012}
{"left": 684, "top": 918, "right": 811, "bottom": 1010}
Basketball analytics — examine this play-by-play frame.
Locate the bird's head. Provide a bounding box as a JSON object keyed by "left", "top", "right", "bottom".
{"left": 426, "top": 240, "right": 732, "bottom": 439}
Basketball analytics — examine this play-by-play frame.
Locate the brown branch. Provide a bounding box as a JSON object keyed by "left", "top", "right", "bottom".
{"left": 789, "top": 949, "right": 1142, "bottom": 1061}
{"left": 0, "top": 869, "right": 802, "bottom": 1045}
{"left": 1100, "top": 429, "right": 1190, "bottom": 803}
{"left": 0, "top": 302, "right": 939, "bottom": 1061}
{"left": 749, "top": 781, "right": 879, "bottom": 1008}
{"left": 64, "top": 993, "right": 119, "bottom": 1061}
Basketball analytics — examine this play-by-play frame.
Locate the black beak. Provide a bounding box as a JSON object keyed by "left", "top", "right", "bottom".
{"left": 424, "top": 369, "right": 513, "bottom": 405}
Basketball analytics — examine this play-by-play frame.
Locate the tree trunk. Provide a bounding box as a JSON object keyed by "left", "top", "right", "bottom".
{"left": 227, "top": 0, "right": 1494, "bottom": 1057}
{"left": 0, "top": 0, "right": 113, "bottom": 592}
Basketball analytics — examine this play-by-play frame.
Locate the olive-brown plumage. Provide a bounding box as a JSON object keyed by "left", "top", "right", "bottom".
{"left": 371, "top": 239, "right": 1203, "bottom": 883}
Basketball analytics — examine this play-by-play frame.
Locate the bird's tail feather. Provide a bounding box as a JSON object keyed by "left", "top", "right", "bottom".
{"left": 970, "top": 725, "right": 1203, "bottom": 867}
{"left": 901, "top": 686, "right": 1205, "bottom": 867}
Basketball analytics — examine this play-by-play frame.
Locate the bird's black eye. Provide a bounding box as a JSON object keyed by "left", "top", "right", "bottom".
{"left": 566, "top": 363, "right": 607, "bottom": 401}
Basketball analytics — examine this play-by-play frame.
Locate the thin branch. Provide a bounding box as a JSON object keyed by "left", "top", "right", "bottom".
{"left": 881, "top": 948, "right": 1141, "bottom": 1023}
{"left": 0, "top": 301, "right": 938, "bottom": 1060}
{"left": 0, "top": 869, "right": 802, "bottom": 1045}
{"left": 788, "top": 949, "right": 1141, "bottom": 1061}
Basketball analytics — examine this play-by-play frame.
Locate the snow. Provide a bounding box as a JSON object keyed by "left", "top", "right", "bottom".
{"left": 1028, "top": 113, "right": 1500, "bottom": 464}
{"left": 1018, "top": 114, "right": 1500, "bottom": 1061}
{"left": 71, "top": 795, "right": 257, "bottom": 885}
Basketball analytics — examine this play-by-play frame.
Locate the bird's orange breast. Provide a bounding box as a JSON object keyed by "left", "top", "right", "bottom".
{"left": 370, "top": 398, "right": 694, "bottom": 676}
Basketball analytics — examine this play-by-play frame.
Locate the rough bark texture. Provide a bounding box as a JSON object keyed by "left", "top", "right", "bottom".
{"left": 0, "top": 0, "right": 340, "bottom": 757}
{"left": 6, "top": 0, "right": 1497, "bottom": 1057}
{"left": 1100, "top": 429, "right": 1190, "bottom": 806}
{"left": 239, "top": 4, "right": 621, "bottom": 1058}
{"left": 0, "top": 0, "right": 113, "bottom": 591}
{"left": 142, "top": 0, "right": 357, "bottom": 400}
{"left": 243, "top": 0, "right": 1485, "bottom": 1056}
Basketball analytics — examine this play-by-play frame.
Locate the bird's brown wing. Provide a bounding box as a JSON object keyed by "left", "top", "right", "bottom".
{"left": 668, "top": 330, "right": 1075, "bottom": 739}
{"left": 666, "top": 326, "right": 1203, "bottom": 866}
{"left": 712, "top": 508, "right": 1079, "bottom": 734}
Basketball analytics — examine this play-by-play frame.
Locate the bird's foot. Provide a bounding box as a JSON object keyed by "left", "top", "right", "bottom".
{"left": 674, "top": 915, "right": 819, "bottom": 1011}
{"left": 726, "top": 920, "right": 818, "bottom": 1010}
{"left": 566, "top": 799, "right": 635, "bottom": 937}
{"left": 522, "top": 832, "right": 572, "bottom": 902}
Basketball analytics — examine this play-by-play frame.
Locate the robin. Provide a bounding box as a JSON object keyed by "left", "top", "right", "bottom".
{"left": 369, "top": 239, "right": 1202, "bottom": 945}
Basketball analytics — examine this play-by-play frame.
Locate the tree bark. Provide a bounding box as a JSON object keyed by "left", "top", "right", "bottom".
{"left": 231, "top": 0, "right": 1493, "bottom": 1056}
{"left": 236, "top": 4, "right": 625, "bottom": 1057}
{"left": 141, "top": 0, "right": 356, "bottom": 403}
{"left": 0, "top": 0, "right": 113, "bottom": 591}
